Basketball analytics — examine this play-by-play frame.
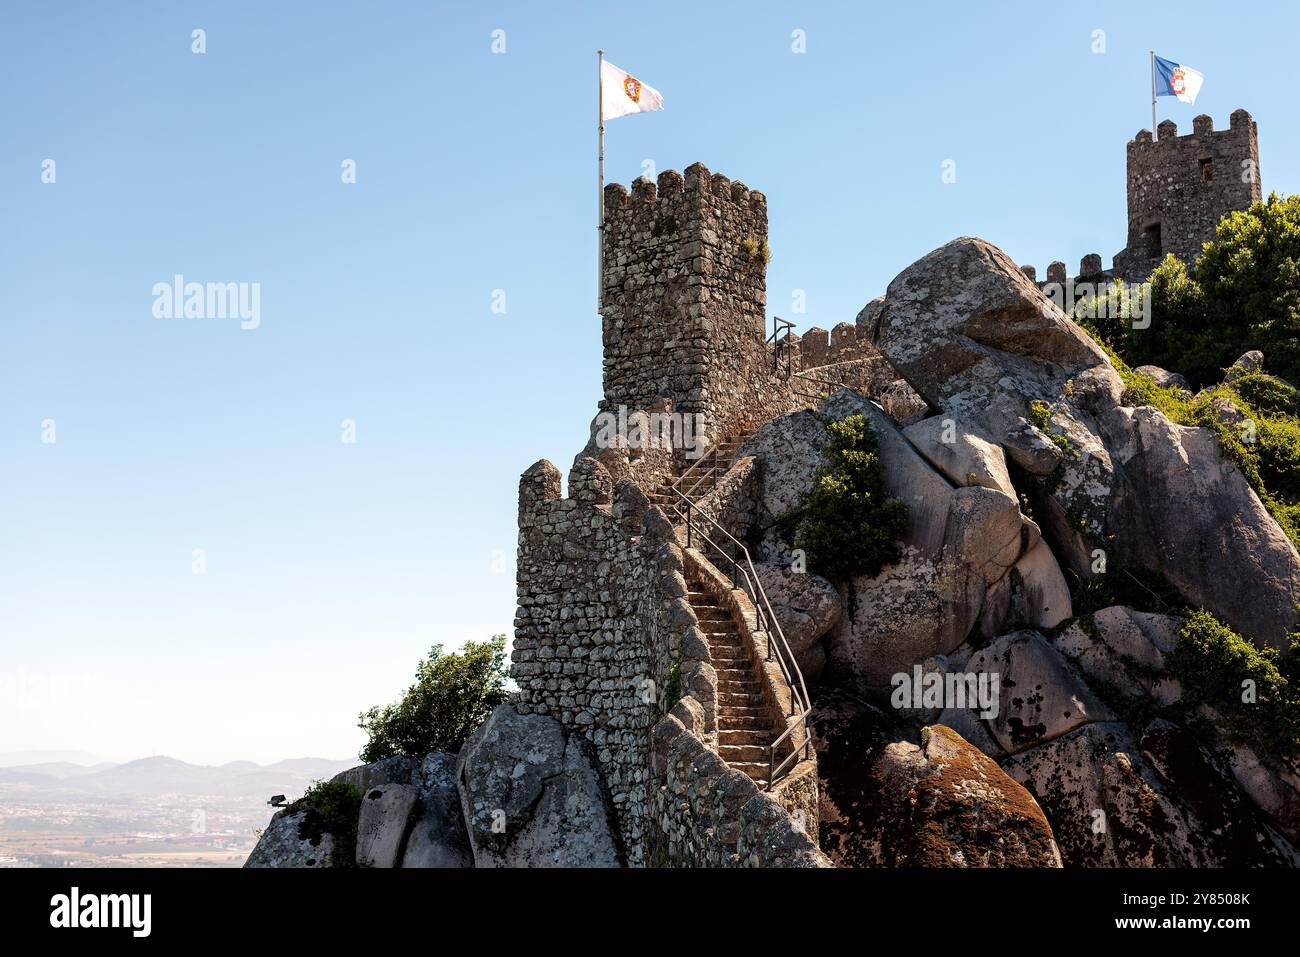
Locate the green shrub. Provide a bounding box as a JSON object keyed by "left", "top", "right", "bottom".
{"left": 1196, "top": 193, "right": 1300, "bottom": 382}
{"left": 287, "top": 779, "right": 362, "bottom": 868}
{"left": 1084, "top": 194, "right": 1300, "bottom": 389}
{"left": 358, "top": 635, "right": 509, "bottom": 762}
{"left": 1230, "top": 370, "right": 1300, "bottom": 417}
{"left": 793, "top": 413, "right": 908, "bottom": 581}
{"left": 1165, "top": 611, "right": 1300, "bottom": 763}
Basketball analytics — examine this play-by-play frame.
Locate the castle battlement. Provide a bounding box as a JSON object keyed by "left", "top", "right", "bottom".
{"left": 602, "top": 163, "right": 768, "bottom": 217}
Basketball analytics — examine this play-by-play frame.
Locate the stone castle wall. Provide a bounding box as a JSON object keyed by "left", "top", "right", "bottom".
{"left": 1113, "top": 109, "right": 1261, "bottom": 279}
{"left": 512, "top": 458, "right": 661, "bottom": 864}
{"left": 513, "top": 454, "right": 730, "bottom": 866}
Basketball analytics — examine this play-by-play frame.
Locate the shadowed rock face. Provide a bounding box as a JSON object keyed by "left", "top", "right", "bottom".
{"left": 809, "top": 687, "right": 894, "bottom": 868}
{"left": 812, "top": 691, "right": 1061, "bottom": 869}
{"left": 401, "top": 753, "right": 473, "bottom": 868}
{"left": 1003, "top": 721, "right": 1299, "bottom": 867}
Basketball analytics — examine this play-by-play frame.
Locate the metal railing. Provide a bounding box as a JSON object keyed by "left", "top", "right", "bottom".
{"left": 789, "top": 362, "right": 867, "bottom": 405}
{"left": 662, "top": 477, "right": 813, "bottom": 789}
{"left": 767, "top": 315, "right": 797, "bottom": 378}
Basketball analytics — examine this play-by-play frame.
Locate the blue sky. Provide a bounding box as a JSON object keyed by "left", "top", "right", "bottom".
{"left": 2, "top": 1, "right": 1295, "bottom": 765}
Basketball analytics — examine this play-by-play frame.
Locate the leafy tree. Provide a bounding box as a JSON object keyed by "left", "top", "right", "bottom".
{"left": 1086, "top": 194, "right": 1300, "bottom": 389}
{"left": 357, "top": 635, "right": 509, "bottom": 762}
{"left": 1196, "top": 192, "right": 1300, "bottom": 381}
{"left": 794, "top": 413, "right": 908, "bottom": 581}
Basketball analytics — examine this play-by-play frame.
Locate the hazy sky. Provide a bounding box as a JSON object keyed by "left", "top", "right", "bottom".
{"left": 3, "top": 1, "right": 1296, "bottom": 765}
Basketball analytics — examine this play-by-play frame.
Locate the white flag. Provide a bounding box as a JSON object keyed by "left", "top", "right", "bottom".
{"left": 601, "top": 60, "right": 663, "bottom": 121}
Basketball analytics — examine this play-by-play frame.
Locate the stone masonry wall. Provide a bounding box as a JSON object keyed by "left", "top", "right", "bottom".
{"left": 1113, "top": 109, "right": 1261, "bottom": 279}
{"left": 514, "top": 454, "right": 723, "bottom": 866}
{"left": 513, "top": 457, "right": 660, "bottom": 864}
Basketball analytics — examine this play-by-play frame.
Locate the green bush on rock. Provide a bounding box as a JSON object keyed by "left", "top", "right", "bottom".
{"left": 793, "top": 412, "right": 909, "bottom": 581}
{"left": 287, "top": 779, "right": 362, "bottom": 868}
{"left": 1165, "top": 611, "right": 1300, "bottom": 764}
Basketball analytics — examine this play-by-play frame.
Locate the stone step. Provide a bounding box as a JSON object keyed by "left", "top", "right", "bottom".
{"left": 730, "top": 762, "right": 771, "bottom": 784}
{"left": 693, "top": 610, "right": 731, "bottom": 622}
{"left": 719, "top": 729, "right": 774, "bottom": 747}
{"left": 718, "top": 688, "right": 764, "bottom": 702}
{"left": 717, "top": 712, "right": 764, "bottom": 728}
{"left": 714, "top": 661, "right": 756, "bottom": 674}
{"left": 721, "top": 717, "right": 773, "bottom": 733}
{"left": 719, "top": 743, "right": 769, "bottom": 764}
{"left": 715, "top": 671, "right": 759, "bottom": 686}
{"left": 717, "top": 677, "right": 762, "bottom": 690}
{"left": 719, "top": 705, "right": 768, "bottom": 718}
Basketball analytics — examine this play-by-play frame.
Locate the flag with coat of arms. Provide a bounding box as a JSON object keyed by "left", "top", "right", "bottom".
{"left": 1154, "top": 54, "right": 1205, "bottom": 104}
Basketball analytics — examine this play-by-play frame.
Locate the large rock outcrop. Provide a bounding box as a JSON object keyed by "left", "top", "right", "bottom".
{"left": 874, "top": 725, "right": 1062, "bottom": 867}
{"left": 959, "top": 629, "right": 1113, "bottom": 755}
{"left": 753, "top": 563, "right": 842, "bottom": 656}
{"left": 457, "top": 704, "right": 621, "bottom": 868}
{"left": 1003, "top": 721, "right": 1298, "bottom": 867}
{"left": 870, "top": 237, "right": 1123, "bottom": 575}
{"left": 246, "top": 751, "right": 474, "bottom": 869}
{"left": 1053, "top": 605, "right": 1183, "bottom": 705}
{"left": 355, "top": 783, "right": 419, "bottom": 868}
{"left": 1100, "top": 404, "right": 1300, "bottom": 648}
{"left": 866, "top": 235, "right": 1300, "bottom": 647}
{"left": 785, "top": 393, "right": 1070, "bottom": 692}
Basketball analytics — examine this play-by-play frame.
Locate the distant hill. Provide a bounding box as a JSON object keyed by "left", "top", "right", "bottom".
{"left": 4, "top": 761, "right": 118, "bottom": 779}
{"left": 0, "top": 755, "right": 356, "bottom": 798}
{"left": 0, "top": 750, "right": 106, "bottom": 768}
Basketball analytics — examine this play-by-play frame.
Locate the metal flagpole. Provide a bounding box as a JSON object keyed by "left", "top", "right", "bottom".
{"left": 1151, "top": 50, "right": 1157, "bottom": 140}
{"left": 598, "top": 49, "right": 605, "bottom": 314}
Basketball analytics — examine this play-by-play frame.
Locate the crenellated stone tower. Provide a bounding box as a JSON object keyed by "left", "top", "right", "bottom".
{"left": 600, "top": 163, "right": 792, "bottom": 449}
{"left": 1113, "top": 109, "right": 1261, "bottom": 279}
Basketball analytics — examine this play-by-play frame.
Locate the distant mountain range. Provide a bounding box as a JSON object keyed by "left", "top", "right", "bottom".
{"left": 0, "top": 754, "right": 357, "bottom": 798}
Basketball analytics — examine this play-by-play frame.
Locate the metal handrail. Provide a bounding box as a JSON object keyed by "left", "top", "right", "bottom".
{"left": 790, "top": 362, "right": 864, "bottom": 403}
{"left": 662, "top": 482, "right": 814, "bottom": 790}
{"left": 767, "top": 315, "right": 796, "bottom": 377}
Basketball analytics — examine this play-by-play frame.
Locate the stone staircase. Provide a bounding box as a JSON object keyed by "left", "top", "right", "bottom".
{"left": 684, "top": 572, "right": 784, "bottom": 787}
{"left": 645, "top": 433, "right": 749, "bottom": 517}
{"left": 643, "top": 430, "right": 799, "bottom": 788}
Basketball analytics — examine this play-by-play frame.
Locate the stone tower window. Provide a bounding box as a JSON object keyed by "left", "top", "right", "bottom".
{"left": 1200, "top": 157, "right": 1214, "bottom": 183}
{"left": 1143, "top": 222, "right": 1163, "bottom": 258}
